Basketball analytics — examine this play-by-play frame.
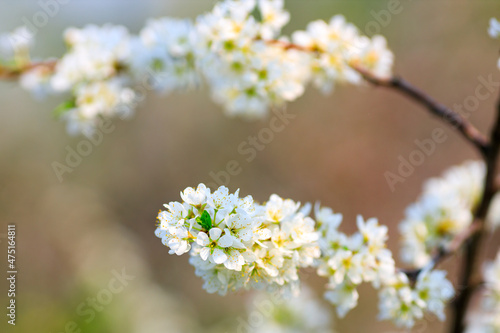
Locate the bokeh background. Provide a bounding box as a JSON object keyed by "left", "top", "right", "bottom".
{"left": 1, "top": 0, "right": 500, "bottom": 332}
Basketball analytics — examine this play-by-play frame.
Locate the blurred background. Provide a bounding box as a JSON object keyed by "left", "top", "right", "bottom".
{"left": 1, "top": 0, "right": 500, "bottom": 332}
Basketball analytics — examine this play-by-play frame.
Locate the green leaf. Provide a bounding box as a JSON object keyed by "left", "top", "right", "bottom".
{"left": 196, "top": 211, "right": 212, "bottom": 230}
{"left": 53, "top": 100, "right": 76, "bottom": 118}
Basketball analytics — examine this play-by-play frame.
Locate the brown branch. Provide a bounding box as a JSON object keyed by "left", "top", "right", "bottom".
{"left": 265, "top": 39, "right": 313, "bottom": 52}
{"left": 348, "top": 58, "right": 500, "bottom": 333}
{"left": 264, "top": 39, "right": 489, "bottom": 156}
{"left": 0, "top": 60, "right": 57, "bottom": 80}
{"left": 352, "top": 65, "right": 489, "bottom": 157}
{"left": 449, "top": 90, "right": 500, "bottom": 333}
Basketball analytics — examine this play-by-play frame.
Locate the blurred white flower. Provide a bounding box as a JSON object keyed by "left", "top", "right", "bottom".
{"left": 246, "top": 286, "right": 334, "bottom": 333}
{"left": 52, "top": 24, "right": 131, "bottom": 91}
{"left": 324, "top": 281, "right": 359, "bottom": 318}
{"left": 258, "top": 0, "right": 290, "bottom": 39}
{"left": 129, "top": 18, "right": 200, "bottom": 93}
{"left": 466, "top": 251, "right": 500, "bottom": 332}
{"left": 489, "top": 18, "right": 500, "bottom": 70}
{"left": 489, "top": 18, "right": 500, "bottom": 39}
{"left": 399, "top": 160, "right": 500, "bottom": 267}
{"left": 19, "top": 64, "right": 54, "bottom": 99}
{"left": 378, "top": 269, "right": 454, "bottom": 328}
{"left": 0, "top": 26, "right": 34, "bottom": 64}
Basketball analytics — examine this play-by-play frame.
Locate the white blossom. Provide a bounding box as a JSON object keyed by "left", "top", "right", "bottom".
{"left": 324, "top": 281, "right": 359, "bottom": 318}
{"left": 489, "top": 18, "right": 500, "bottom": 39}
{"left": 0, "top": 26, "right": 34, "bottom": 64}
{"left": 47, "top": 24, "right": 138, "bottom": 136}
{"left": 315, "top": 211, "right": 397, "bottom": 317}
{"left": 129, "top": 18, "right": 200, "bottom": 93}
{"left": 5, "top": 0, "right": 395, "bottom": 133}
{"left": 52, "top": 24, "right": 131, "bottom": 91}
{"left": 399, "top": 160, "right": 500, "bottom": 267}
{"left": 258, "top": 0, "right": 290, "bottom": 40}
{"left": 292, "top": 15, "right": 393, "bottom": 93}
{"left": 378, "top": 269, "right": 454, "bottom": 328}
{"left": 155, "top": 183, "right": 320, "bottom": 295}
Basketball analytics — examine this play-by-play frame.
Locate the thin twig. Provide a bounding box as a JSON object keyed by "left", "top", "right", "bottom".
{"left": 0, "top": 60, "right": 57, "bottom": 80}
{"left": 265, "top": 39, "right": 313, "bottom": 52}
{"left": 352, "top": 65, "right": 489, "bottom": 157}
{"left": 264, "top": 39, "right": 489, "bottom": 156}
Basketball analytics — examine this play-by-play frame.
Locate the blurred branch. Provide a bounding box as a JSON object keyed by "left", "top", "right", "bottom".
{"left": 265, "top": 39, "right": 312, "bottom": 52}
{"left": 0, "top": 60, "right": 57, "bottom": 80}
{"left": 352, "top": 65, "right": 489, "bottom": 157}
{"left": 0, "top": 66, "right": 21, "bottom": 80}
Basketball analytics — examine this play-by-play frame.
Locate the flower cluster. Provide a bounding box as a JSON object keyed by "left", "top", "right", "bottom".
{"left": 154, "top": 184, "right": 320, "bottom": 297}
{"left": 155, "top": 184, "right": 456, "bottom": 328}
{"left": 313, "top": 205, "right": 454, "bottom": 327}
{"left": 195, "top": 0, "right": 311, "bottom": 118}
{"left": 314, "top": 208, "right": 396, "bottom": 317}
{"left": 130, "top": 18, "right": 200, "bottom": 93}
{"left": 292, "top": 15, "right": 393, "bottom": 93}
{"left": 1, "top": 0, "right": 393, "bottom": 136}
{"left": 50, "top": 25, "right": 136, "bottom": 136}
{"left": 466, "top": 251, "right": 500, "bottom": 332}
{"left": 398, "top": 161, "right": 499, "bottom": 267}
{"left": 378, "top": 269, "right": 454, "bottom": 328}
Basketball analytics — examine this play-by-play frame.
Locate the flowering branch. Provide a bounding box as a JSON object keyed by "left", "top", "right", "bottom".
{"left": 0, "top": 60, "right": 56, "bottom": 80}
{"left": 352, "top": 65, "right": 489, "bottom": 156}
{"left": 1, "top": 2, "right": 500, "bottom": 332}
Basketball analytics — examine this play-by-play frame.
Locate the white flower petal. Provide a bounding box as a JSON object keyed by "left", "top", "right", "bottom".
{"left": 200, "top": 247, "right": 210, "bottom": 261}
{"left": 212, "top": 248, "right": 228, "bottom": 264}
{"left": 196, "top": 232, "right": 210, "bottom": 246}
{"left": 209, "top": 227, "right": 223, "bottom": 240}
{"left": 218, "top": 234, "right": 234, "bottom": 248}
